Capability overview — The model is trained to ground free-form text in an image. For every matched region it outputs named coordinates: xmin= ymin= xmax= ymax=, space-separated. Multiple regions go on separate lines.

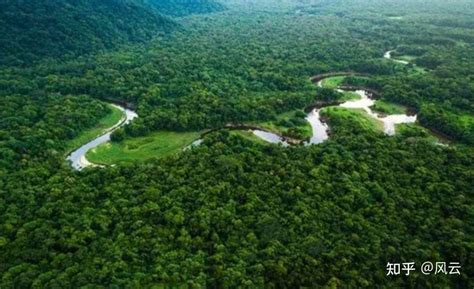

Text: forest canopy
xmin=0 ymin=0 xmax=175 ymax=66
xmin=0 ymin=0 xmax=473 ymax=288
xmin=144 ymin=0 xmax=225 ymax=17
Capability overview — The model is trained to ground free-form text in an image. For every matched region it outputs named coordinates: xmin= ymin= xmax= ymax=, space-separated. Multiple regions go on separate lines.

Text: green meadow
xmin=87 ymin=131 xmax=201 ymax=165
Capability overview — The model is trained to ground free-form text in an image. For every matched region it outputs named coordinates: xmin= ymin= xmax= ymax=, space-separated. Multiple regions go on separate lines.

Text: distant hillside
xmin=144 ymin=0 xmax=224 ymax=17
xmin=0 ymin=0 xmax=175 ymax=66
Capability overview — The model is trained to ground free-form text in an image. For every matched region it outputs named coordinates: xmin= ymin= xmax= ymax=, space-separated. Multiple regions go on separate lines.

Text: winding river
xmin=66 ymin=105 xmax=138 ymax=170
xmin=303 ymin=50 xmax=417 ymax=144
xmin=384 ymin=50 xmax=409 ymax=65
xmin=253 ymin=130 xmax=290 ymax=146
xmin=305 ymin=89 xmax=417 ymax=144
xmin=341 ymin=90 xmax=417 ymax=135
xmin=305 ymin=109 xmax=329 ymax=144
xmin=67 ymin=50 xmax=418 ymax=169
xmin=186 ymin=128 xmax=290 ymax=149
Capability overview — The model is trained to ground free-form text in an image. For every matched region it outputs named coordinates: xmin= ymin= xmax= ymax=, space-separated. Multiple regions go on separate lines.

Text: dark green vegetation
xmin=0 ymin=0 xmax=473 ymax=288
xmin=418 ymin=104 xmax=474 ymax=145
xmin=0 ymin=0 xmax=224 ymax=66
xmin=0 ymin=0 xmax=175 ymax=66
xmin=250 ymin=109 xmax=312 ymax=140
xmin=396 ymin=123 xmax=441 ymax=143
xmin=64 ymin=104 xmax=124 ymax=154
xmin=0 ymin=93 xmax=111 ymax=169
xmin=1 ymin=132 xmax=473 ymax=288
xmin=144 ymin=0 xmax=224 ymax=17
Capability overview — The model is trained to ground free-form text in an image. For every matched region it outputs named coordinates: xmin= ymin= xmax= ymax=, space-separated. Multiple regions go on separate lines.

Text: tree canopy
xmin=0 ymin=0 xmax=473 ymax=288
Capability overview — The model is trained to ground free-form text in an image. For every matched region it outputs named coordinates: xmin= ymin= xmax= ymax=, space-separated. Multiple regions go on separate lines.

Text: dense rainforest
xmin=0 ymin=0 xmax=176 ymax=66
xmin=0 ymin=0 xmax=473 ymax=288
xmin=0 ymin=0 xmax=223 ymax=66
xmin=144 ymin=0 xmax=224 ymax=17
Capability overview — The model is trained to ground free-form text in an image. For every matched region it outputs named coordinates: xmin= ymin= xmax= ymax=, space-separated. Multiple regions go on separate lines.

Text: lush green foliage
xmin=250 ymin=109 xmax=312 ymax=140
xmin=0 ymin=93 xmax=110 ymax=170
xmin=145 ymin=0 xmax=224 ymax=17
xmin=0 ymin=0 xmax=473 ymax=288
xmin=64 ymin=104 xmax=124 ymax=154
xmin=1 ymin=132 xmax=473 ymax=287
xmin=0 ymin=0 xmax=175 ymax=66
xmin=418 ymin=104 xmax=474 ymax=144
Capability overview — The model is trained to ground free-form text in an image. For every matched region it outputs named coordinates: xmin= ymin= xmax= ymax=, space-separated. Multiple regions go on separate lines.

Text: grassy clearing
xmin=320 ymin=76 xmax=345 ymax=89
xmin=250 ymin=109 xmax=312 ymax=140
xmin=340 ymin=91 xmax=361 ymax=101
xmin=64 ymin=104 xmax=124 ymax=154
xmin=321 ymin=77 xmax=367 ymax=101
xmin=321 ymin=106 xmax=384 ymax=133
xmin=86 ymin=131 xmax=201 ymax=165
xmin=371 ymin=100 xmax=407 ymax=115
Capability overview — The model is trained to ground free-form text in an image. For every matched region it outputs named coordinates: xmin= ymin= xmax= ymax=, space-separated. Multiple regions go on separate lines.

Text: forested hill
xmin=0 ymin=0 xmax=175 ymax=66
xmin=144 ymin=0 xmax=224 ymax=17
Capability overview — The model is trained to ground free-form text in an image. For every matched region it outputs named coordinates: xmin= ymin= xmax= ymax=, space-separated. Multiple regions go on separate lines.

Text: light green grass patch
xmin=371 ymin=100 xmax=407 ymax=115
xmin=321 ymin=106 xmax=384 ymax=133
xmin=321 ymin=76 xmax=345 ymax=89
xmin=459 ymin=113 xmax=474 ymax=126
xmin=341 ymin=91 xmax=361 ymax=101
xmin=64 ymin=104 xmax=124 ymax=154
xmin=87 ymin=131 xmax=201 ymax=165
